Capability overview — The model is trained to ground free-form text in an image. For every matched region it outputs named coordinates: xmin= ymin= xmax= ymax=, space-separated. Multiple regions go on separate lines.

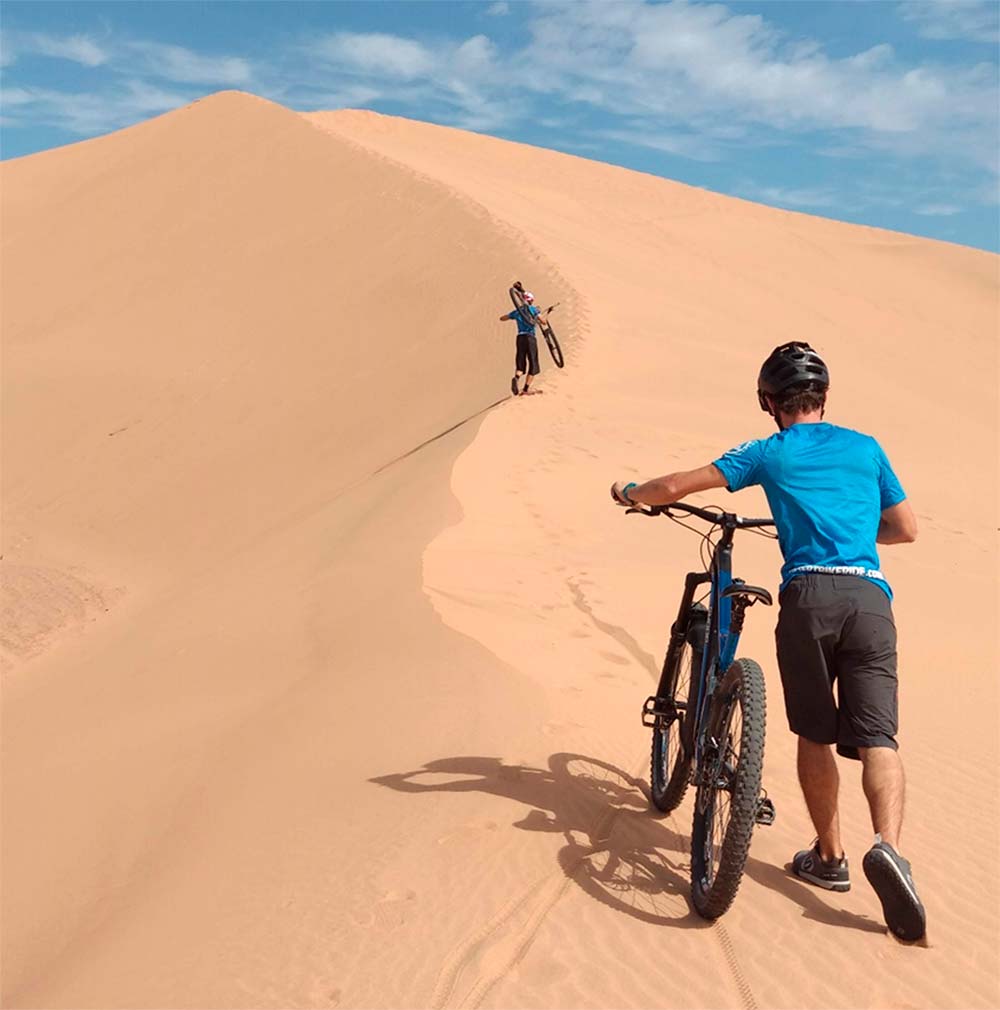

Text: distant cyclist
xmin=500 ymin=288 xmax=543 ymax=396
xmin=610 ymin=341 xmax=925 ymax=942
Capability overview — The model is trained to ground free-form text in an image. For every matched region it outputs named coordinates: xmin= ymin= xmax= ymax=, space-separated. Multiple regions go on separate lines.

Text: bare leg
xmin=858 ymin=746 xmax=905 ymax=850
xmin=797 ymin=737 xmax=844 ymax=860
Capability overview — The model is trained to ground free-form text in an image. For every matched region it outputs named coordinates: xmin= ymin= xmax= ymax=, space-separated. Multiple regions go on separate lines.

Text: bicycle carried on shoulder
xmin=509 ymin=285 xmax=565 ymax=368
xmin=630 ymin=501 xmax=778 ymax=918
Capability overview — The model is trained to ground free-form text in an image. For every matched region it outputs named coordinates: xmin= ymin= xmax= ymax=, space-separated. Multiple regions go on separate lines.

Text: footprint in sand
xmin=371 ymin=889 xmax=417 ymax=930
xmin=542 ymin=719 xmax=583 ymax=736
xmin=437 ymin=819 xmax=501 ymax=845
xmin=600 ymin=651 xmax=630 ymax=666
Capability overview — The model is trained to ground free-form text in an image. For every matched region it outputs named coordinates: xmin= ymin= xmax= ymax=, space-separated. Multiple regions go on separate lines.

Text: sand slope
xmin=1 ymin=92 xmax=996 ymax=1009
xmin=1 ymin=92 xmax=571 ymax=1007
xmin=311 ymin=112 xmax=999 ymax=1009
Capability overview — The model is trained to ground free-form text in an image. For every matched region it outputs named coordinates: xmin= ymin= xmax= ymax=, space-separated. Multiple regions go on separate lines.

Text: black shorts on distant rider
xmin=516 ymin=332 xmax=540 ymax=376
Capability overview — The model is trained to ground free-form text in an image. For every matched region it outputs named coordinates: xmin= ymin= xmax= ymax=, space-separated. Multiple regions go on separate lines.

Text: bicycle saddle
xmin=720 ymin=581 xmax=773 ymax=606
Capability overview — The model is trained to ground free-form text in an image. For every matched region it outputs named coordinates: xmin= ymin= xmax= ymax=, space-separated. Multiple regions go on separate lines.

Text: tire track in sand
xmin=428 ymin=747 xmax=760 ymax=1010
xmin=429 ymin=783 xmax=630 ymax=1010
xmin=566 ymin=580 xmax=762 ymax=1010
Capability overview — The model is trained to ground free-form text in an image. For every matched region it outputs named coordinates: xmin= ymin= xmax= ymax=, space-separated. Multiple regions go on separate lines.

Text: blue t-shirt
xmin=712 ymin=423 xmax=905 ymax=598
xmin=506 ymin=304 xmax=539 ymax=335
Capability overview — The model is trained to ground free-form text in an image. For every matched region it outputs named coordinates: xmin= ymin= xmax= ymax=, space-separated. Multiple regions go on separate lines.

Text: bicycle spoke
xmin=702 ymin=690 xmax=744 ymax=885
xmin=650 ymin=634 xmax=701 ymax=814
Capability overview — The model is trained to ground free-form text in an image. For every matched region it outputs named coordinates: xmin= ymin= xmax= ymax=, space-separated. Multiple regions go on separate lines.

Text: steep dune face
xmin=3 ymin=91 xmax=541 ymax=628
xmin=1 ymin=92 xmax=570 ymax=1006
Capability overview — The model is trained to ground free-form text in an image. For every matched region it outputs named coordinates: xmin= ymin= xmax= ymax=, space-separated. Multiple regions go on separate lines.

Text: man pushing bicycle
xmin=610 ymin=341 xmax=925 ymax=942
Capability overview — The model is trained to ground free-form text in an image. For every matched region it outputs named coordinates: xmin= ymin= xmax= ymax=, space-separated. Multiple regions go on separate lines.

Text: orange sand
xmin=1 ymin=91 xmax=997 ymax=1009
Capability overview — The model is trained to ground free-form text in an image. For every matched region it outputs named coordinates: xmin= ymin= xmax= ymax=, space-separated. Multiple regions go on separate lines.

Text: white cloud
xmin=0 ymin=32 xmax=254 ymax=141
xmin=915 ymin=203 xmax=963 ymax=216
xmin=312 ymin=32 xmax=436 ymax=79
xmin=487 ymin=2 xmax=510 ymax=15
xmin=126 ymin=42 xmax=252 ymax=85
xmin=305 ymin=30 xmax=516 ymax=130
xmin=4 ymin=31 xmax=109 ymax=67
xmin=531 ymin=4 xmax=988 ymax=130
xmin=598 ymin=126 xmax=721 ymax=161
xmin=0 ymin=33 xmax=16 ymax=68
xmin=295 ymin=84 xmax=382 ymax=111
xmin=741 ymin=184 xmax=840 ymax=209
xmin=0 ymin=86 xmax=35 ymax=106
xmin=898 ymin=0 xmax=1000 ymax=43
xmin=0 ymin=31 xmax=252 ymax=87
xmin=1 ymin=80 xmax=190 ymax=136
xmin=512 ymin=1 xmax=998 ymax=172
xmin=454 ymin=34 xmax=497 ymax=74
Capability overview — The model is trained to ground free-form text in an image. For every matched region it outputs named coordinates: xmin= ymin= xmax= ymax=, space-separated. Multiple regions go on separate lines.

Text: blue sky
xmin=2 ymin=0 xmax=998 ymax=251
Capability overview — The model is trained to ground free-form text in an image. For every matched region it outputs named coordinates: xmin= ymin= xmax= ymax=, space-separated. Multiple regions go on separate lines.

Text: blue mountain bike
xmin=633 ymin=501 xmax=778 ymax=918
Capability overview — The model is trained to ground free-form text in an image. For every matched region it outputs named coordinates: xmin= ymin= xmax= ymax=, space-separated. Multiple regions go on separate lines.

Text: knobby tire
xmin=690 ymin=657 xmax=767 ymax=919
xmin=650 ymin=626 xmax=704 ymax=814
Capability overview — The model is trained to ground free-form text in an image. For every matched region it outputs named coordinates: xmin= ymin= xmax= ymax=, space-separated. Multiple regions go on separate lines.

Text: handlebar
xmin=630 ymin=501 xmax=775 ymax=529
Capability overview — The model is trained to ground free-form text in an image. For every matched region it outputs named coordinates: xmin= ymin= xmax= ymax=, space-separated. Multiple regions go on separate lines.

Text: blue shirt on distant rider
xmin=503 ymin=304 xmax=539 ymax=335
xmin=712 ymin=422 xmax=906 ymax=598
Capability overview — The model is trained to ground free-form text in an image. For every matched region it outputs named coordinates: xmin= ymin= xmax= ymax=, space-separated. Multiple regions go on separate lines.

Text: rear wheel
xmin=690 ymin=657 xmax=767 ymax=919
xmin=650 ymin=608 xmax=706 ymax=814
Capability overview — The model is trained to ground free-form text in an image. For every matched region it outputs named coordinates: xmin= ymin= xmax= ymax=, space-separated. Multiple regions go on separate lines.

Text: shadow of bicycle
xmin=371 ymin=752 xmax=708 ymax=928
xmin=372 ymin=752 xmax=887 ymax=936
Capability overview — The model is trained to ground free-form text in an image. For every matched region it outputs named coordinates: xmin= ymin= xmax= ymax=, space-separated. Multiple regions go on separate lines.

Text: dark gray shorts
xmin=516 ymin=333 xmax=540 ymax=376
xmin=775 ymin=574 xmax=898 ymax=760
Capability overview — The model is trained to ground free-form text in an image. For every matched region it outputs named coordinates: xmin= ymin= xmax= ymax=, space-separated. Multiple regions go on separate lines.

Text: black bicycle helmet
xmin=757 ymin=341 xmax=829 ymax=412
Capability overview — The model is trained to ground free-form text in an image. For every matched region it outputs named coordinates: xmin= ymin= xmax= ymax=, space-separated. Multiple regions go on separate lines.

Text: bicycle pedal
xmin=641 ymin=695 xmax=674 ymax=728
xmin=755 ymin=796 xmax=776 ymax=826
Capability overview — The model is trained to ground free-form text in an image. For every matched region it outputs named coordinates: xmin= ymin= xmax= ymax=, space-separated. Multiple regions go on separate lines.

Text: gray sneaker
xmin=791 ymin=841 xmax=850 ymax=892
xmin=862 ymin=840 xmax=926 ymax=941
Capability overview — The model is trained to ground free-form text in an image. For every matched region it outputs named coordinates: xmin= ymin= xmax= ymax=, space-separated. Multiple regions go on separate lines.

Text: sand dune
xmin=1 ymin=91 xmax=997 ymax=1008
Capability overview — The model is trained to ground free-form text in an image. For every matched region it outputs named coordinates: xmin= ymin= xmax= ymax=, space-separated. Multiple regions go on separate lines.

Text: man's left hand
xmin=611 ymin=481 xmax=637 ymax=506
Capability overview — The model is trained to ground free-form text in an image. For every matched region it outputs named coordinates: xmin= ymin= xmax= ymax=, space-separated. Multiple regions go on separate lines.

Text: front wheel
xmin=690 ymin=657 xmax=767 ymax=919
xmin=650 ymin=609 xmax=706 ymax=814
xmin=540 ymin=319 xmax=564 ymax=368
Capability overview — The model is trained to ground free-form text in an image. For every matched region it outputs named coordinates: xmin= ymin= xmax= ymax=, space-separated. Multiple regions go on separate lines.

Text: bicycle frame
xmin=645 ymin=503 xmax=774 ymax=773
xmin=694 ymin=520 xmax=743 ymax=768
